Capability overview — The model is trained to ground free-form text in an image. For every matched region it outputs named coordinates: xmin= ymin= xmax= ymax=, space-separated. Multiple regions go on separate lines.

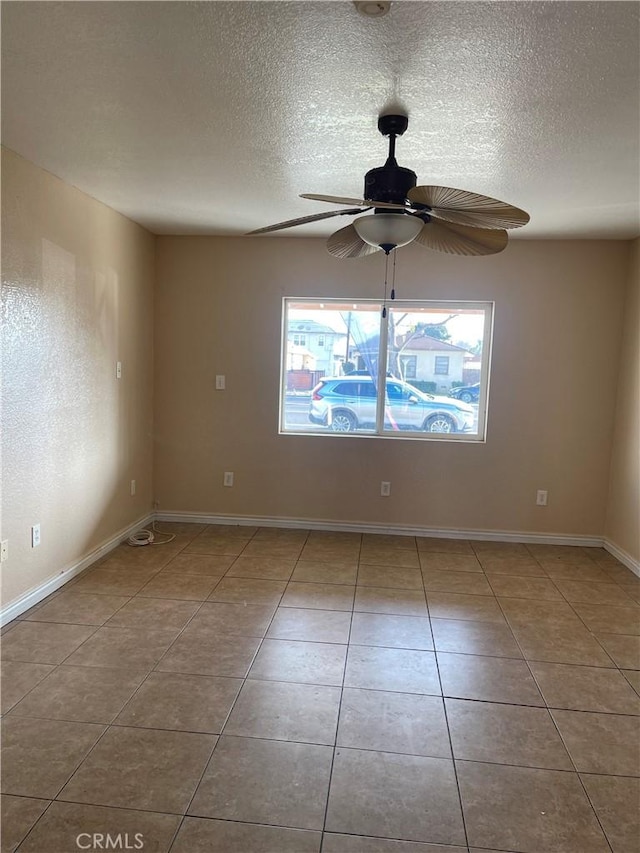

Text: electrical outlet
xmin=223 ymin=471 xmax=234 ymax=487
xmin=381 ymin=481 xmax=391 ymax=497
xmin=31 ymin=524 xmax=41 ymax=547
xmin=536 ymin=489 xmax=548 ymax=506
xmin=130 ymin=479 xmax=136 ymax=496
xmin=1 ymin=540 xmax=8 ymax=562
xmin=215 ymin=375 xmax=226 ymax=390
xmin=116 ymin=361 xmax=122 ymax=379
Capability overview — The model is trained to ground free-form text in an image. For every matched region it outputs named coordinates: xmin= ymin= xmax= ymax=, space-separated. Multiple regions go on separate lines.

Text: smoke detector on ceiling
xmin=354 ymin=1 xmax=391 ymax=18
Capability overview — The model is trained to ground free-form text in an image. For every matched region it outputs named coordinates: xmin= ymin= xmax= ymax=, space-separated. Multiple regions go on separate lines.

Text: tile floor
xmin=1 ymin=524 xmax=640 ymax=853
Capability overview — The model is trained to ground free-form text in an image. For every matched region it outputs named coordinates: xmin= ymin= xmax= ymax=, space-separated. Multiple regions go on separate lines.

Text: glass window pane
xmin=282 ymin=301 xmax=381 ymax=434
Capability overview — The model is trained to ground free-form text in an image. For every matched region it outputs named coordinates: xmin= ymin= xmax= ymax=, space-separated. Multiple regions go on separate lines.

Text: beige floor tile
xmin=526 ymin=544 xmax=597 ymax=564
xmin=224 ymin=679 xmax=341 ymax=744
xmin=137 ymin=573 xmax=219 ymax=600
xmin=291 ymin=560 xmax=358 ymax=585
xmin=153 ymin=521 xmax=206 ymax=537
xmin=350 ymin=613 xmax=433 ymax=650
xmin=427 ymin=592 xmax=505 ymax=624
xmin=363 ymin=534 xmax=418 ymax=550
xmin=17 ymin=801 xmax=180 ymax=853
xmin=326 ymin=749 xmax=465 ymax=846
xmin=417 ymin=537 xmax=474 ymax=555
xmin=105 ymin=596 xmax=200 ymax=630
xmin=431 ymin=618 xmax=522 ymax=658
xmin=60 ymin=726 xmax=216 ymax=813
xmin=573 ymin=603 xmax=640 ymax=636
xmin=171 ymin=817 xmax=321 ymax=853
xmin=189 ymin=602 xmax=275 ymax=637
xmin=99 ymin=543 xmax=180 ymax=570
xmin=472 ymin=542 xmax=530 ymax=557
xmin=553 ymin=579 xmax=636 ymax=606
xmin=248 ymin=639 xmax=347 ymax=686
xmin=253 ymin=526 xmax=309 ymax=541
xmin=437 ymin=652 xmax=544 ymax=705
xmin=208 ymin=576 xmax=286 ymax=607
xmin=457 ymin=761 xmax=610 ymax=853
xmin=266 ymin=607 xmax=352 ymax=644
xmin=478 ymin=555 xmax=546 ymax=576
xmin=1 ymin=716 xmax=104 ymax=799
xmin=499 ymin=597 xmax=581 ymax=629
xmin=0 ymin=622 xmax=96 ymax=665
xmin=71 ymin=567 xmax=152 ymax=596
xmin=337 ymin=689 xmax=451 ymax=758
xmin=63 ymin=626 xmax=179 ymax=673
xmin=511 ymin=624 xmax=616 ymax=667
xmin=225 ymin=554 xmax=297 ymax=580
xmin=323 ymin=835 xmax=466 ymax=852
xmin=281 ymin=581 xmax=355 ymax=611
xmin=419 ymin=553 xmax=483 ymax=572
xmin=581 ymin=773 xmax=640 ymax=853
xmin=599 ymin=564 xmax=640 ymax=585
xmin=355 ymin=587 xmax=427 ymax=617
xmin=0 ymin=661 xmax=54 ymax=713
xmin=10 ymin=665 xmax=146 ymax=724
xmin=156 ymin=630 xmax=260 ymax=677
xmin=344 ymin=646 xmax=440 ymax=695
xmin=201 ymin=524 xmax=258 ymax=538
xmin=358 ymin=548 xmax=421 ymax=569
xmin=595 ymin=633 xmax=640 ymax=669
xmin=551 ymin=709 xmax=640 ymax=776
xmin=299 ymin=544 xmax=362 ymax=563
xmin=159 ymin=552 xmax=234 ymax=577
xmin=25 ymin=592 xmax=130 ymax=626
xmin=529 ymin=661 xmax=640 ymax=714
xmin=537 ymin=561 xmax=612 ymax=582
xmin=422 ymin=570 xmax=493 ymax=596
xmin=446 ymin=699 xmax=572 ymax=769
xmin=488 ymin=575 xmax=563 ymax=601
xmin=115 ymin=671 xmax=241 ymax=733
xmin=189 ymin=736 xmax=332 ymax=829
xmin=357 ymin=564 xmax=423 ymax=590
xmin=0 ymin=795 xmax=50 ymax=853
xmin=240 ymin=540 xmax=304 ymax=560
xmin=623 ymin=669 xmax=640 ymax=693
xmin=185 ymin=536 xmax=249 ymax=556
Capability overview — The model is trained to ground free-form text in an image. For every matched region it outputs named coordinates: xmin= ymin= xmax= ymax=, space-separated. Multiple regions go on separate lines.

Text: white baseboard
xmin=1 ymin=513 xmax=154 ymax=627
xmin=603 ymin=539 xmax=640 ymax=577
xmin=156 ymin=511 xmax=605 ymax=548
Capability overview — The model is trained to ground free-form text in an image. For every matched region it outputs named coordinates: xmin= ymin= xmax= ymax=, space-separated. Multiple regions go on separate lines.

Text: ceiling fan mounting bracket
xmin=378 ymin=114 xmax=408 ymax=137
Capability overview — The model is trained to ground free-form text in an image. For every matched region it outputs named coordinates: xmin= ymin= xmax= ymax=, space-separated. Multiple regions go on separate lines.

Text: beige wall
xmin=1 ymin=149 xmax=155 ymax=608
xmin=605 ymin=238 xmax=640 ymax=562
xmin=154 ymin=235 xmax=629 ymax=537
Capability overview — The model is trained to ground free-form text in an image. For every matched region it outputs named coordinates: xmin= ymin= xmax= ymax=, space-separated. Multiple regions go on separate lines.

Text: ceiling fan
xmin=248 ymin=114 xmax=529 ymax=258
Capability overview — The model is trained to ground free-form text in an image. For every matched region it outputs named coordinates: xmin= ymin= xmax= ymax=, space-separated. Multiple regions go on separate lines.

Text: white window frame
xmin=280 ymin=298 xmax=494 ymax=442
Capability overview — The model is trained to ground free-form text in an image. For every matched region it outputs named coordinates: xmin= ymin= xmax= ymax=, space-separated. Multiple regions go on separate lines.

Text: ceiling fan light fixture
xmin=354 ymin=213 xmax=423 ymax=253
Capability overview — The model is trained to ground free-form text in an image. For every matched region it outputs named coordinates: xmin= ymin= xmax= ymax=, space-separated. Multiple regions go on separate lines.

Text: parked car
xmin=309 ymin=376 xmax=474 ymax=433
xmin=448 ymin=383 xmax=480 ymax=404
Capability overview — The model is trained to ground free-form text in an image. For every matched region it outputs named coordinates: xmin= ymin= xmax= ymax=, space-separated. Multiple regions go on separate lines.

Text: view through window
xmin=281 ymin=299 xmax=493 ymax=441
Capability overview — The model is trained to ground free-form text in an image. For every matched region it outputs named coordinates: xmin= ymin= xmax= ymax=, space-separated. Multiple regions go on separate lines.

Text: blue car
xmin=309 ymin=376 xmax=474 ymax=433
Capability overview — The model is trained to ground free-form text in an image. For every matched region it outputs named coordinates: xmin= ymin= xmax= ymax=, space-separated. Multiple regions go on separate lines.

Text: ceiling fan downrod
xmin=364 ymin=114 xmax=417 ymax=208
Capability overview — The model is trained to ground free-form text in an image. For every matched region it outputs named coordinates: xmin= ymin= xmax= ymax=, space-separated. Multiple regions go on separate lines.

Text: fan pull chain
xmin=390 ymin=249 xmax=397 ymax=301
xmin=382 ymin=252 xmax=390 ymax=318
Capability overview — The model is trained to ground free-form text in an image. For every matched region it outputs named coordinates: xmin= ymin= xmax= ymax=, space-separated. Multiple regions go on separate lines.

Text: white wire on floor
xmin=126 ymin=521 xmax=177 ymax=547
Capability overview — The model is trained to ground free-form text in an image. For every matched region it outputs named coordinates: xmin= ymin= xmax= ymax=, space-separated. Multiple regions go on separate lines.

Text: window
xmin=281 ymin=299 xmax=493 ymax=441
xmin=293 ymin=334 xmax=306 ymax=346
xmin=434 ymin=356 xmax=450 ymax=375
xmin=318 ymin=335 xmax=325 ymax=347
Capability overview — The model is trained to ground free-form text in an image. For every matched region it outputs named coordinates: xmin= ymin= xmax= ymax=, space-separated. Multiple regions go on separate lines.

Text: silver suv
xmin=309 ymin=376 xmax=474 ymax=433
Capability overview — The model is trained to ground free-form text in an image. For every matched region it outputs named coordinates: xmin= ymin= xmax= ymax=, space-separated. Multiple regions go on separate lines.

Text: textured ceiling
xmin=2 ymin=1 xmax=639 ymax=239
